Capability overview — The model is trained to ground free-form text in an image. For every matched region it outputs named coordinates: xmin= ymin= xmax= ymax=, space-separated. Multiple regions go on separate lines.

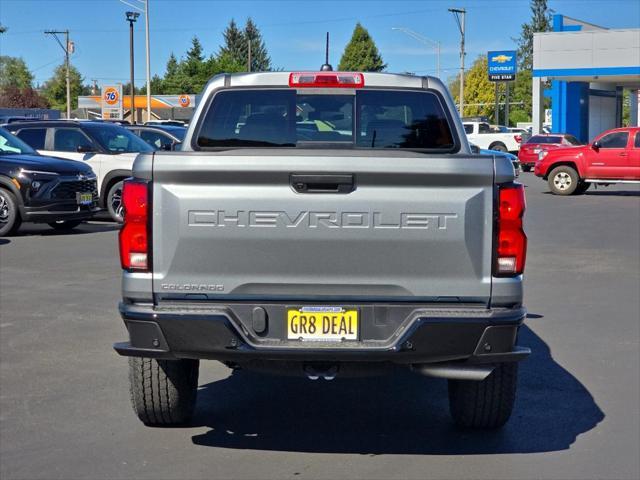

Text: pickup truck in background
xmin=114 ymin=71 xmax=529 ymax=429
xmin=535 ymin=126 xmax=640 ymax=195
xmin=463 ymin=121 xmax=522 ymax=153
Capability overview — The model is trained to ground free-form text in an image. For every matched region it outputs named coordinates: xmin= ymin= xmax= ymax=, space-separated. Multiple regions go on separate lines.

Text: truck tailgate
xmin=151 ymin=151 xmax=494 ymax=303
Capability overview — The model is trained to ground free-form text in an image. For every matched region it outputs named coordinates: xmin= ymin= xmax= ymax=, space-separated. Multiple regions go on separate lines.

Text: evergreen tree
xmin=185 ymin=36 xmax=204 ymax=64
xmin=165 ymin=53 xmax=179 ymax=77
xmin=514 ymin=0 xmax=552 ymax=71
xmin=510 ymin=0 xmax=552 ymax=123
xmin=42 ymin=63 xmax=86 ymax=111
xmin=0 ymin=56 xmax=34 ymax=90
xmin=338 ymin=23 xmax=386 ymax=72
xmin=149 ymin=74 xmax=163 ymax=95
xmin=243 ymin=18 xmax=271 ymax=72
xmin=219 ymin=19 xmax=245 ymax=66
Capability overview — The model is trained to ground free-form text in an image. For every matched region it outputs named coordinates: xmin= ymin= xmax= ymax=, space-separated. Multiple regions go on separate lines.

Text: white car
xmin=463 ymin=121 xmax=522 ymax=153
xmin=8 ymin=120 xmax=153 ymax=222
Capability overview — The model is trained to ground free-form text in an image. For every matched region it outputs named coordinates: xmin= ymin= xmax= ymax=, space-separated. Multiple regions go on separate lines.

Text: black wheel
xmin=0 ymin=188 xmax=21 ymax=236
xmin=106 ymin=180 xmax=124 ymax=223
xmin=47 ymin=220 xmax=83 ymax=231
xmin=128 ymin=357 xmax=199 ymax=426
xmin=521 ymin=165 xmax=532 ymax=173
xmin=574 ymin=181 xmax=591 ymax=195
xmin=489 ymin=142 xmax=507 ymax=152
xmin=448 ymin=362 xmax=518 ymax=429
xmin=548 ymin=165 xmax=580 ymax=195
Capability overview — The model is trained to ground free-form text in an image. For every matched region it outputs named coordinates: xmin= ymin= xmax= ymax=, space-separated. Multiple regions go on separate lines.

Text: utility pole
xmin=125 ymin=11 xmax=139 ymax=123
xmin=448 ymin=8 xmax=466 ymax=116
xmin=391 ymin=27 xmax=441 ymax=79
xmin=45 ymin=30 xmax=71 ymax=118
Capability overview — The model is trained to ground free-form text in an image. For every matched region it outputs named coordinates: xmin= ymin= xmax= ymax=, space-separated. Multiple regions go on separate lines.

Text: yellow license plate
xmin=287 ymin=307 xmax=358 ymax=341
xmin=77 ymin=193 xmax=93 ymax=205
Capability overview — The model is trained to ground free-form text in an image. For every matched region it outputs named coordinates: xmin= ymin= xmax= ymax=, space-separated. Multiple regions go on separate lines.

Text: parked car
xmin=470 ymin=143 xmax=520 ymax=177
xmin=519 ymin=133 xmax=582 ymax=172
xmin=144 ymin=120 xmax=186 ymax=127
xmin=463 ymin=121 xmax=521 ymax=153
xmin=535 ymin=126 xmax=640 ymax=195
xmin=126 ymin=125 xmax=186 ymax=150
xmin=115 ymin=71 xmax=529 ymax=430
xmin=0 ymin=127 xmax=98 ymax=236
xmin=7 ymin=120 xmax=153 ymax=222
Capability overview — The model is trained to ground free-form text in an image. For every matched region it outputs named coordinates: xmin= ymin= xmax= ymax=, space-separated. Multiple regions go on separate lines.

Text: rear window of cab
xmin=195 ymin=89 xmax=457 ymax=152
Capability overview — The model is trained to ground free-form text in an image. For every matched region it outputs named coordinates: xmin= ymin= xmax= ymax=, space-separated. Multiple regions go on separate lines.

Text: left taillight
xmin=119 ymin=178 xmax=150 ymax=271
xmin=514 ymin=135 xmax=522 ymax=144
xmin=495 ymin=183 xmax=527 ymax=276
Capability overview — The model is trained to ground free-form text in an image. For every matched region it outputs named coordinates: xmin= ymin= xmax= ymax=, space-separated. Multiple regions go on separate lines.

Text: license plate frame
xmin=287 ymin=306 xmax=358 ymax=341
xmin=77 ymin=192 xmax=93 ymax=206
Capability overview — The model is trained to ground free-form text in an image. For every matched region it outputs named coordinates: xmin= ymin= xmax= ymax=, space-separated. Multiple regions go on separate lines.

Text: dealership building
xmin=532 ymin=14 xmax=640 ymax=141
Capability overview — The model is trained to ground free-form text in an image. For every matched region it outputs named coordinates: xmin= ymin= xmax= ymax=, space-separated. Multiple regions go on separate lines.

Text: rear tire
xmin=448 ymin=362 xmax=518 ymax=429
xmin=0 ymin=188 xmax=21 ymax=237
xmin=548 ymin=165 xmax=579 ymax=195
xmin=106 ymin=180 xmax=124 ymax=223
xmin=128 ymin=357 xmax=199 ymax=426
xmin=489 ymin=142 xmax=507 ymax=152
xmin=48 ymin=220 xmax=82 ymax=231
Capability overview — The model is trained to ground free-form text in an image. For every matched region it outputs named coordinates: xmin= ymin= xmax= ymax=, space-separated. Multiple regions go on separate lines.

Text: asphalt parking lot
xmin=1 ymin=175 xmax=638 ymax=480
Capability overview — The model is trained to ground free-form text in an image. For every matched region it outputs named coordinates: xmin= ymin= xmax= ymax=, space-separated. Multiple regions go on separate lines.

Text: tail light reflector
xmin=289 ymin=72 xmax=364 ymax=88
xmin=119 ymin=179 xmax=150 ymax=271
xmin=515 ymin=135 xmax=522 ymax=143
xmin=495 ymin=183 xmax=527 ymax=276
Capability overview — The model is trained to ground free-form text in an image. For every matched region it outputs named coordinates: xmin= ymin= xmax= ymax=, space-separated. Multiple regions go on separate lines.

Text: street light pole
xmin=449 ymin=7 xmax=466 ymax=116
xmin=144 ymin=0 xmax=151 ymax=123
xmin=120 ymin=0 xmax=150 ymax=122
xmin=126 ymin=11 xmax=139 ymax=124
xmin=45 ymin=29 xmax=71 ymax=118
xmin=391 ymin=27 xmax=441 ymax=78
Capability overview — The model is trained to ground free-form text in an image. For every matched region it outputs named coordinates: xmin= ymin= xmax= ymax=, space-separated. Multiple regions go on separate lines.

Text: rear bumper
xmin=114 ymin=302 xmax=530 ymax=365
xmin=518 ymin=152 xmax=537 ymax=167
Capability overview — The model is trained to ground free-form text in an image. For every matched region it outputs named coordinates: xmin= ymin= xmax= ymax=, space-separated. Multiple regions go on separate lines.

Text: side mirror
xmin=591 ymin=141 xmax=600 ymax=151
xmin=77 ymin=144 xmax=94 ymax=153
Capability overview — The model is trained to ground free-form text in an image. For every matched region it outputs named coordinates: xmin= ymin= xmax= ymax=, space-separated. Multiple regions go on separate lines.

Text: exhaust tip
xmin=304 ymin=364 xmax=338 ymax=381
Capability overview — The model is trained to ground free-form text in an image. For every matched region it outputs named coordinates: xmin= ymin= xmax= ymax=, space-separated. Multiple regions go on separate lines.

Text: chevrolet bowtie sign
xmin=488 ymin=50 xmax=517 ymax=82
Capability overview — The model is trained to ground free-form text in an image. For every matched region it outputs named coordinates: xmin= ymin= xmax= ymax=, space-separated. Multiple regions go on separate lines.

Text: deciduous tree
xmin=0 ymin=86 xmax=49 ymax=108
xmin=41 ymin=63 xmax=87 ymax=111
xmin=0 ymin=56 xmax=33 ymax=90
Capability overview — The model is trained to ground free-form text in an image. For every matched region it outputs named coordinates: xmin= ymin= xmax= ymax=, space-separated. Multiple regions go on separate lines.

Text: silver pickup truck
xmin=114 ymin=71 xmax=529 ymax=429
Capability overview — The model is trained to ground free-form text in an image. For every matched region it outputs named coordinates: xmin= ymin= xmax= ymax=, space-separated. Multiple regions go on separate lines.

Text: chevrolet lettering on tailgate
xmin=188 ymin=210 xmax=458 ymax=229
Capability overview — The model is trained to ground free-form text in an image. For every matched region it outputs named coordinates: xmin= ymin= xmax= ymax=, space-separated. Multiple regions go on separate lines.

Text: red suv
xmin=518 ymin=133 xmax=582 ymax=172
xmin=535 ymin=127 xmax=640 ymax=195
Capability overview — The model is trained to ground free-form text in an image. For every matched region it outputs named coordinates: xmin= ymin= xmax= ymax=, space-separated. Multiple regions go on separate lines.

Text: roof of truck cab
xmin=207 ymin=71 xmax=440 ymax=89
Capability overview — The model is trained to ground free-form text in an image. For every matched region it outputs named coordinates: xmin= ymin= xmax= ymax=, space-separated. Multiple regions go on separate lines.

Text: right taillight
xmin=495 ymin=183 xmax=527 ymax=276
xmin=119 ymin=178 xmax=150 ymax=271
